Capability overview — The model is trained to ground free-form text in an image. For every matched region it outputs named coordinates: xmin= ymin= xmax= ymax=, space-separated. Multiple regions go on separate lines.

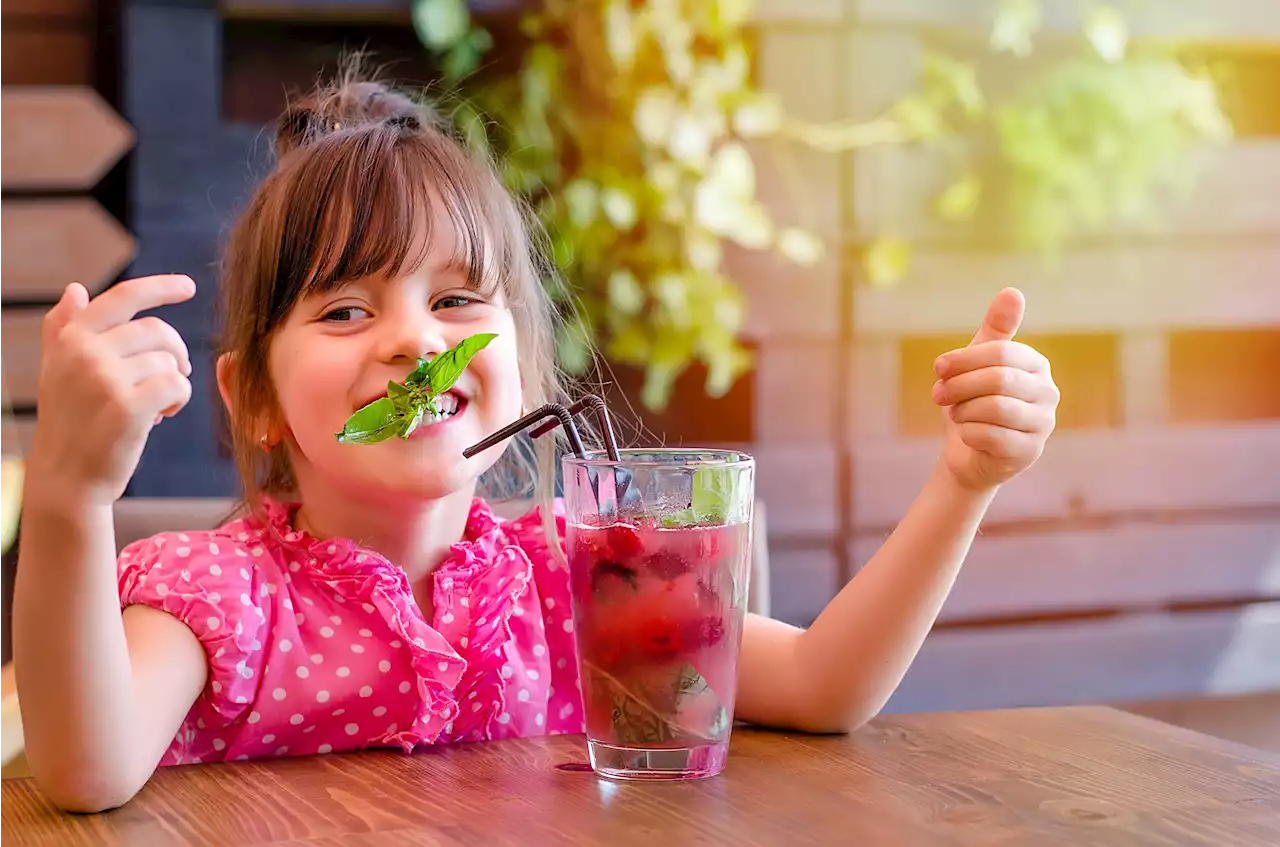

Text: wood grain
xmin=887 ymin=604 xmax=1280 ymax=713
xmin=1 ymin=200 xmax=136 ymax=301
xmin=2 ymin=88 xmax=135 ymax=192
xmin=0 ymin=31 xmax=93 ymax=86
xmin=3 ymin=707 xmax=1277 ymax=845
xmin=852 ymin=424 xmax=1280 ymax=529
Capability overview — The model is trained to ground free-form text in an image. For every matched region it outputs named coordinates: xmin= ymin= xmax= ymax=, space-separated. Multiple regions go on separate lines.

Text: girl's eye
xmin=433 ymin=294 xmax=479 ymax=310
xmin=322 ymin=306 xmax=370 ymax=322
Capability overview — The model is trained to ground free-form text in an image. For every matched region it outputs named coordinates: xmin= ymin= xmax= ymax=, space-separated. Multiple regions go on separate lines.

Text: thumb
xmin=970 ymin=287 xmax=1025 ymax=346
xmin=44 ymin=282 xmax=90 ymax=332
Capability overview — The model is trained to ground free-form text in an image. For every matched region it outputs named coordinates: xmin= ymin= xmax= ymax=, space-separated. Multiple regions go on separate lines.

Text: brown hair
xmin=217 ymin=68 xmax=567 ymax=514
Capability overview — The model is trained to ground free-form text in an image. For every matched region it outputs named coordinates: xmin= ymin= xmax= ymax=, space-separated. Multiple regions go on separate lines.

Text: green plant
xmin=412 ymin=0 xmax=1232 ymax=408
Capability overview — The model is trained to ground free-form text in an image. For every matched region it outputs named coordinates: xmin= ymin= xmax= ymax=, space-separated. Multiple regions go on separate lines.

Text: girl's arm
xmin=14 ymin=493 xmax=207 ymax=812
xmin=735 ymin=288 xmax=1060 ymax=733
xmin=13 ymin=276 xmax=203 ymax=811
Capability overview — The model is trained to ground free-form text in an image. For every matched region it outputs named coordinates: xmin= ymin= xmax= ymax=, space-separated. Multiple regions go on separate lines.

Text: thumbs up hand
xmin=931 ymin=288 xmax=1060 ymax=492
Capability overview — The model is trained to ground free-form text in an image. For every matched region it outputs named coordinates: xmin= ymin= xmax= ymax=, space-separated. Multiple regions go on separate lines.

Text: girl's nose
xmin=375 ymin=306 xmax=446 ymax=365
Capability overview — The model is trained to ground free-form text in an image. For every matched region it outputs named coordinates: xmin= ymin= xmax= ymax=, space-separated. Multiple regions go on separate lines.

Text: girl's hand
xmin=932 ymin=287 xmax=1060 ymax=493
xmin=28 ymin=276 xmax=195 ymax=505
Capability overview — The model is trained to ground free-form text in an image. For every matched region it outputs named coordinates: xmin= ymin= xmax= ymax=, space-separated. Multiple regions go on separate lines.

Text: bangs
xmin=269 ymin=124 xmax=519 ymax=312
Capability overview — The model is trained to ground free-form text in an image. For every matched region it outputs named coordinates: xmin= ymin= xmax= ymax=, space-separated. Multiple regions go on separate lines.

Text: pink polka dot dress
xmin=116 ymin=498 xmax=585 ymax=765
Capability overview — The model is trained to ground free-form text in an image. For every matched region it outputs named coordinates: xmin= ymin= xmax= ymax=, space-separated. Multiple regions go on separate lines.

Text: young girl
xmin=13 ymin=74 xmax=1059 ymax=812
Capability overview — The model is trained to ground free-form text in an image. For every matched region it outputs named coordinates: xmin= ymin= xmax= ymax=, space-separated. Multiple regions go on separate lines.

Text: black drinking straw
xmin=462 ymin=403 xmax=586 ymax=460
xmin=528 ymin=394 xmax=621 ymax=462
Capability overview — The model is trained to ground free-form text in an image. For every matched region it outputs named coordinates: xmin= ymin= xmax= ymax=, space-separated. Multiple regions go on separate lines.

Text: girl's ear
xmin=215 ymin=353 xmax=236 ymax=418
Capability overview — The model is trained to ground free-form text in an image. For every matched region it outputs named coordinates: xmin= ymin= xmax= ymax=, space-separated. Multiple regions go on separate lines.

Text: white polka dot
xmin=240 ymin=593 xmax=252 ymax=606
xmin=289 ymin=561 xmax=301 ymax=573
xmin=209 ymin=542 xmax=220 ymax=555
xmin=373 ymin=706 xmax=388 ymax=717
xmin=262 ymin=734 xmax=276 ymax=744
xmin=441 ymin=612 xmax=454 ymax=624
xmin=535 ymin=713 xmax=545 ymax=727
xmin=562 ymin=619 xmax=573 ymax=632
xmin=442 ymin=705 xmax=453 ymax=718
xmin=559 ymin=704 xmax=575 ymax=719
xmin=318 ymin=744 xmax=333 ymax=754
xmin=209 ymin=563 xmax=222 ymax=576
xmin=378 ymin=660 xmax=391 ymax=673
xmin=248 ymin=711 xmax=261 ymax=724
xmin=328 ymin=544 xmax=338 ymax=555
xmin=290 ymin=714 xmax=304 ymax=725
xmin=345 ymin=723 xmax=359 ymax=736
xmin=501 ymin=664 xmax=514 ymax=679
xmin=276 ymin=746 xmax=289 ymax=756
xmin=176 ymin=547 xmax=191 ymax=559
xmin=240 ymin=568 xmax=250 ymax=580
xmin=533 ymin=644 xmax=546 ymax=657
xmin=273 ymin=688 xmax=286 ymax=701
xmin=302 ymin=597 xmax=314 ymax=607
xmin=333 ymin=594 xmax=346 ymax=605
xmin=329 ymin=615 xmax=342 ymax=625
xmin=261 ymin=584 xmax=271 ymax=598
xmin=332 ymin=708 xmax=345 ymax=717
xmin=358 ymin=628 xmax=373 ymax=638
xmin=296 ymin=666 xmax=309 ymax=679
xmin=237 ymin=532 xmax=248 ymax=542
xmin=320 ymin=627 xmax=334 ymax=638
xmin=317 ymin=690 xmax=331 ymax=703
xmin=359 ymin=686 xmax=373 ymax=698
xmin=361 ymin=604 xmax=375 ymax=614
xmin=444 ymin=722 xmax=454 ymax=733
xmin=386 ymin=724 xmax=398 ymax=734
xmin=398 ymin=681 xmax=411 ymax=694
xmin=212 ymin=738 xmax=226 ymax=751
xmin=178 ymin=533 xmax=190 ymax=542
xmin=337 ymin=667 xmax=350 ymax=678
xmin=351 ymin=644 xmax=365 ymax=654
xmin=556 ymin=658 xmax=567 ymax=670
xmin=236 ymin=548 xmax=247 ymax=558
xmin=251 ymin=638 xmax=262 ymax=651
xmin=236 ymin=755 xmax=249 ymax=762
xmin=390 ymin=640 xmax=402 ymax=649
xmin=284 ymin=598 xmax=294 ymax=610
xmin=437 ymin=661 xmax=449 ymax=672
xmin=238 ymin=662 xmax=253 ymax=680
xmin=252 ymin=547 xmax=264 ymax=556
xmin=180 ymin=570 xmax=192 ymax=582
xmin=413 ymin=638 xmax=425 ymax=648
xmin=295 ymin=613 xmax=306 ymax=626
xmin=498 ymin=713 xmax=511 ymax=725
xmin=212 ymin=681 xmax=223 ymax=694
xmin=512 ymin=606 xmax=525 ymax=617
xmin=468 ymin=691 xmax=477 ymax=700
xmin=155 ymin=583 xmax=170 ymax=597
xmin=279 ymin=638 xmax=292 ymax=653
xmin=476 ymin=616 xmax=487 ymax=627
xmin=236 ymin=695 xmax=248 ymax=704
xmin=215 ymin=647 xmax=225 ymax=659
xmin=471 ymin=702 xmax=482 ymax=713
xmin=235 ymin=622 xmax=243 ymax=636
xmin=526 ymin=670 xmax=540 ymax=681
xmin=518 ymin=690 xmax=530 ymax=702
xmin=356 ymin=553 xmax=367 ymax=563
xmin=460 ymin=637 xmax=469 ymax=648
xmin=304 ymin=725 xmax=316 ymax=734
xmin=311 ymin=653 xmax=324 ymax=664
xmin=442 ymin=577 xmax=454 ymax=590
xmin=197 ymin=718 xmax=206 ymax=729
xmin=544 ymin=598 xmax=556 ymax=610
xmin=206 ymin=616 xmax=221 ymax=631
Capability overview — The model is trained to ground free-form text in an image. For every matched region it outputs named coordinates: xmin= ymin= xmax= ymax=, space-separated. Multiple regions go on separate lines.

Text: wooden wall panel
xmin=851 ymin=0 xmax=1280 ymax=42
xmin=854 ymin=519 xmax=1280 ymax=623
xmin=884 ymin=603 xmax=1280 ymax=714
xmin=0 ymin=30 xmax=93 ymax=85
xmin=853 ymin=424 xmax=1280 ymax=530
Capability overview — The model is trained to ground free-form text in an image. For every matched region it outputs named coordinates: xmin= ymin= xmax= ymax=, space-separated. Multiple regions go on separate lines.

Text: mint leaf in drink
xmin=426 ymin=332 xmax=497 ymax=395
xmin=335 ymin=397 xmax=405 ymax=444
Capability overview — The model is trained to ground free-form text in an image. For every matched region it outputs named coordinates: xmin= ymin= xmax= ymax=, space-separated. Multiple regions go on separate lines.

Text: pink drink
xmin=567 ymin=518 xmax=751 ymax=775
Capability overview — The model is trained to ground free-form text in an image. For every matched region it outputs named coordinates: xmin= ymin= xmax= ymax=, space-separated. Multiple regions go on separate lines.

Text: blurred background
xmin=1 ymin=0 xmax=1278 ymax=763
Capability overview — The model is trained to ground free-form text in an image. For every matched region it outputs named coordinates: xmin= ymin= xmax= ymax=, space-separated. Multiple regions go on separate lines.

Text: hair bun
xmin=274 ymin=77 xmax=430 ymax=157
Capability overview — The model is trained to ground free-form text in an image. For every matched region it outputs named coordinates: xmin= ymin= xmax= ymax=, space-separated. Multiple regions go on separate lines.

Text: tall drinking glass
xmin=562 ymin=449 xmax=755 ymax=780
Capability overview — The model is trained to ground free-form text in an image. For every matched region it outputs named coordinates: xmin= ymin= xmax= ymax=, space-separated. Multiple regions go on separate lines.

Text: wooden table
xmin=4 ymin=706 xmax=1278 ymax=846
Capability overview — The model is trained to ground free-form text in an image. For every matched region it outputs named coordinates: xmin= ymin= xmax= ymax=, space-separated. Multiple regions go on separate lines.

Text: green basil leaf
xmin=404 ymin=357 xmax=432 ymax=389
xmin=336 ymin=397 xmax=404 ymax=444
xmin=427 ymin=333 xmax=498 ymax=395
xmin=399 ymin=403 xmax=427 ymax=440
xmin=387 ymin=380 xmax=414 ymax=413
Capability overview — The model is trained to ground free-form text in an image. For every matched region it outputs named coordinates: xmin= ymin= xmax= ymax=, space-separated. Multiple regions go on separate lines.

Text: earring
xmin=259 ymin=434 xmax=273 ymax=452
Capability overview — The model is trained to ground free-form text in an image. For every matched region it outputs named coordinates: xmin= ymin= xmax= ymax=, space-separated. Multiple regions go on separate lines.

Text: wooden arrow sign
xmin=1 ymin=199 xmax=136 ymax=301
xmin=1 ymin=86 xmax=135 ymax=191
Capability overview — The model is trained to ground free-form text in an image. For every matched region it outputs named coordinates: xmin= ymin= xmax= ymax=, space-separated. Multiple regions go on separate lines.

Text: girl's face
xmin=265 ymin=204 xmax=523 ymax=504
